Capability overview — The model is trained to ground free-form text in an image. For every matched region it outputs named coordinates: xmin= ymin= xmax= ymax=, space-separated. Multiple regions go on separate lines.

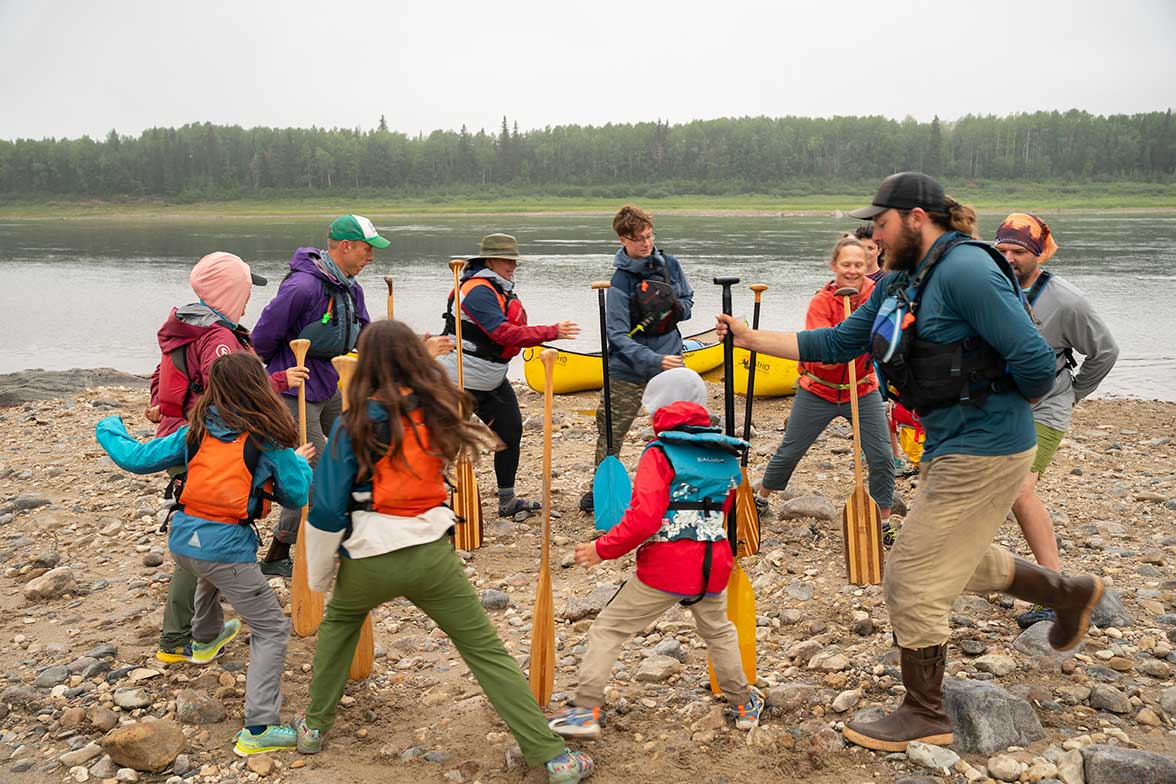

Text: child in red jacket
xmin=548 ymin=368 xmax=763 ymax=739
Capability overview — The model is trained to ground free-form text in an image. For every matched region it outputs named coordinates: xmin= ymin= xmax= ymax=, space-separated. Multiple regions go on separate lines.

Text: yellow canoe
xmin=522 ymin=328 xmax=724 ymax=395
xmin=702 ymin=348 xmax=799 ymax=397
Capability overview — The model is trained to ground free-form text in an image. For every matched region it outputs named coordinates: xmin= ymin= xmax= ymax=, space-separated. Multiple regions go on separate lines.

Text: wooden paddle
xmin=733 ymin=283 xmax=767 ymax=558
xmin=836 ymin=287 xmax=883 ymax=585
xmin=590 ymin=281 xmax=631 ymax=531
xmin=448 ymin=259 xmax=483 ymax=551
xmin=331 ymin=355 xmax=373 ymax=681
xmin=383 ymin=275 xmax=394 ymax=320
xmin=528 ymin=348 xmax=558 ymax=706
xmin=708 ymin=277 xmax=757 ymax=694
xmin=290 ymin=338 xmax=325 ymax=637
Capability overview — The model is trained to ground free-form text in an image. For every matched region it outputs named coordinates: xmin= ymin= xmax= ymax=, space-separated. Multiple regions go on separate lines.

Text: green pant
xmin=159 ymin=559 xmax=197 ymax=650
xmin=304 ymin=536 xmax=566 ymax=767
xmin=593 ymin=377 xmax=646 ymax=466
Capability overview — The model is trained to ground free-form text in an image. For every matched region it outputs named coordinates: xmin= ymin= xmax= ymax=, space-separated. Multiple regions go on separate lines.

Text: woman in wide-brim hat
xmin=440 ymin=233 xmax=580 ymax=519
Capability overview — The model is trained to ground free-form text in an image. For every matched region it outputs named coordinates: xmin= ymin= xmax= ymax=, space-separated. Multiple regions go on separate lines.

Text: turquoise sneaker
xmin=546 ymin=749 xmax=593 ymax=783
xmin=233 ymin=724 xmax=297 ymax=756
xmin=190 ymin=619 xmax=242 ymax=664
xmin=291 ymin=715 xmax=323 ymax=754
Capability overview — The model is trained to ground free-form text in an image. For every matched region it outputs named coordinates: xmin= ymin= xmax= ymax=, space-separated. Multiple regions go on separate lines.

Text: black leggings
xmin=469 ymin=380 xmax=523 ymax=491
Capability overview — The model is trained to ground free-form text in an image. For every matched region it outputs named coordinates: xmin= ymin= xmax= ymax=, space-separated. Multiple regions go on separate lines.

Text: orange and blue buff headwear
xmin=995 ymin=213 xmax=1058 ymax=262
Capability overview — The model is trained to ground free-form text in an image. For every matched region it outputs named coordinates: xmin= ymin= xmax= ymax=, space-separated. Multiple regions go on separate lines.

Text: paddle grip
xmin=713 ymin=277 xmax=739 ymax=438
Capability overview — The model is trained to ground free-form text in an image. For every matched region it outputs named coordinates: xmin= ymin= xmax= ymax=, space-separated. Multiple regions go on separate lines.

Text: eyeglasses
xmin=623 ymin=232 xmax=655 ymax=244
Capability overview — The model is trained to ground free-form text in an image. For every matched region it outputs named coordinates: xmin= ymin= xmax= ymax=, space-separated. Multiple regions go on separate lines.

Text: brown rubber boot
xmin=1005 ymin=557 xmax=1104 ymax=650
xmin=842 ymin=645 xmax=953 ymax=752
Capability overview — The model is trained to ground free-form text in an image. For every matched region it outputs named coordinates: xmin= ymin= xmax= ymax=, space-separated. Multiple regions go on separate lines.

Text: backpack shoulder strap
xmin=1026 ymin=269 xmax=1052 ymax=305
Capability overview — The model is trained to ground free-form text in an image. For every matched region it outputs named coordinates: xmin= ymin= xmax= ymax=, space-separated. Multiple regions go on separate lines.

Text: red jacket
xmin=797 ymin=279 xmax=879 ymax=404
xmin=594 ymin=401 xmax=735 ymax=596
xmin=149 ymin=308 xmax=290 ymax=437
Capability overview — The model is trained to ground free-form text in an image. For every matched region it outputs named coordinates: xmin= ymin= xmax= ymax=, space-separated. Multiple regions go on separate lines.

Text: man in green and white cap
xmin=251 ymin=215 xmax=383 ymax=575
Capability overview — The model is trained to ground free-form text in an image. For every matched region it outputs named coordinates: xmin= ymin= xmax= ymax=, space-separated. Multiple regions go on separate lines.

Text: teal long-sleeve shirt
xmin=796 ymin=232 xmax=1056 ymax=461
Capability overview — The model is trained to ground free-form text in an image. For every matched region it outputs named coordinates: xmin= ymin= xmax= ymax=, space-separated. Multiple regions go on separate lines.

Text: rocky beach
xmin=1 ymin=374 xmax=1174 ymax=784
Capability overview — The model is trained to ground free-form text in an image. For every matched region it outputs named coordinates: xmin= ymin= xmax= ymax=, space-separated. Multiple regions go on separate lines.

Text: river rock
xmin=942 ymin=678 xmax=1045 ymax=754
xmin=35 ymin=665 xmax=69 ymax=688
xmin=175 ymin=689 xmax=225 ymax=725
xmin=778 ymin=495 xmax=836 ymax=521
xmin=1159 ymin=685 xmax=1176 ymax=715
xmin=906 ymin=740 xmax=960 ymax=771
xmin=24 ymin=566 xmax=77 ymax=600
xmin=89 ymin=706 xmax=120 ymax=732
xmin=246 ymin=754 xmax=275 ymax=776
xmin=1087 ymin=684 xmax=1130 ymax=714
xmin=636 ymin=655 xmax=681 ymax=682
xmin=480 ymin=589 xmax=510 ymax=610
xmin=561 ymin=583 xmax=619 ymax=621
xmin=1090 ymin=589 xmax=1132 ymax=628
xmin=1014 ymin=620 xmax=1082 ymax=659
xmin=653 ymin=638 xmax=686 ymax=662
xmin=59 ymin=743 xmax=104 ymax=767
xmin=809 ymin=649 xmax=850 ymax=671
xmin=987 ymin=753 xmax=1024 ymax=782
xmin=100 ymin=719 xmax=185 ymax=772
xmin=765 ymin=683 xmax=818 ymax=712
xmin=1081 ymin=744 xmax=1176 ymax=784
xmin=975 ymin=654 xmax=1017 ymax=676
xmin=112 ymin=688 xmax=152 ymax=709
xmin=787 ymin=580 xmax=815 ymax=601
xmin=831 ymin=689 xmax=860 ymax=712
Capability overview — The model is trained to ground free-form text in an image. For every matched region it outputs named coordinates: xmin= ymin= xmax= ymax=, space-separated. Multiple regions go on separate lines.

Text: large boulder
xmin=1081 ymin=744 xmax=1176 ymax=784
xmin=24 ymin=566 xmax=77 ymax=600
xmin=778 ymin=495 xmax=836 ymax=522
xmin=1089 ymin=588 xmax=1132 ymax=628
xmin=100 ymin=719 xmax=185 ymax=772
xmin=942 ymin=678 xmax=1044 ymax=754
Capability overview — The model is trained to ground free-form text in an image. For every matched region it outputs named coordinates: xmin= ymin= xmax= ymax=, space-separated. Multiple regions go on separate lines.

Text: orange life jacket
xmin=179 ymin=432 xmax=273 ymax=524
xmin=367 ymin=403 xmax=448 ymax=517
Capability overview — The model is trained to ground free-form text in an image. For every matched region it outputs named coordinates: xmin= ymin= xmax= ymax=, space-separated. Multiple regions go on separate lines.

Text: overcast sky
xmin=2 ymin=0 xmax=1174 ymax=141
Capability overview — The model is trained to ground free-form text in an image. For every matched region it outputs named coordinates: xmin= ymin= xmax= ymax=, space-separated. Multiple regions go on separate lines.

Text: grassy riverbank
xmin=2 ymin=181 xmax=1175 ymax=219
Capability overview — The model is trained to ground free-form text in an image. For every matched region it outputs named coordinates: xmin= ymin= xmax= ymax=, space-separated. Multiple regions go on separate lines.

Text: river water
xmin=1 ymin=213 xmax=1172 ymax=400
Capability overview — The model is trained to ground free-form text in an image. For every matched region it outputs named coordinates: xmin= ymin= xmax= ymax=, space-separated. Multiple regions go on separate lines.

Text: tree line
xmin=0 ymin=110 xmax=1172 ymax=200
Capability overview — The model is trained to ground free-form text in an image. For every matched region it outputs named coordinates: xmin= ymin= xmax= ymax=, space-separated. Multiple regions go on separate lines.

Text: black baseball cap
xmin=849 ymin=172 xmax=946 ymax=220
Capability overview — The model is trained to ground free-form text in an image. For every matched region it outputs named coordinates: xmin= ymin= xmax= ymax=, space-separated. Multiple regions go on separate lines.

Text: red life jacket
xmin=443 ymin=277 xmax=528 ymax=363
xmin=178 ymin=432 xmax=273 ymax=525
xmin=367 ymin=404 xmax=448 ymax=517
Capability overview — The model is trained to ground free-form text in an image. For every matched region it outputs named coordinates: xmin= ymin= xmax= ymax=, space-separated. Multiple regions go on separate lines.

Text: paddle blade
xmin=291 ymin=510 xmax=324 ymax=637
xmin=842 ymin=487 xmax=883 ymax=585
xmin=592 ymin=456 xmax=631 ymax=532
xmin=452 ymin=458 xmax=483 ymax=551
xmin=708 ymin=561 xmax=757 ymax=693
xmin=528 ymin=565 xmax=555 ymax=706
xmin=734 ymin=470 xmax=760 ymax=557
xmin=347 ymin=614 xmax=375 ymax=681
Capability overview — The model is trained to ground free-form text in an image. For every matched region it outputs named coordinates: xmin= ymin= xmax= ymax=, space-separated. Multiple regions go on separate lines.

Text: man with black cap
xmin=716 ymin=172 xmax=1105 ymax=752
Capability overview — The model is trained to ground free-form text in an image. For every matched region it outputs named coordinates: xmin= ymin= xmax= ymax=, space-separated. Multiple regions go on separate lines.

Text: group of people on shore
xmin=94 ymin=172 xmax=1119 ymax=781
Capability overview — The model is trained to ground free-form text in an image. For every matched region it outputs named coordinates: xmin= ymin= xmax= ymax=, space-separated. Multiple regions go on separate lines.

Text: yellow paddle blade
xmin=291 ymin=510 xmax=324 ymax=637
xmin=842 ymin=486 xmax=883 ymax=585
xmin=528 ymin=566 xmax=556 ymax=706
xmin=348 ymin=614 xmax=375 ymax=681
xmin=734 ymin=470 xmax=760 ymax=557
xmin=452 ymin=457 xmax=482 ymax=550
xmin=707 ymin=560 xmax=757 ymax=694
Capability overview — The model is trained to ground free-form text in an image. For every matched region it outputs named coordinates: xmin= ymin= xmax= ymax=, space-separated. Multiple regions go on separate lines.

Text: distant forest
xmin=1 ymin=110 xmax=1173 ymax=200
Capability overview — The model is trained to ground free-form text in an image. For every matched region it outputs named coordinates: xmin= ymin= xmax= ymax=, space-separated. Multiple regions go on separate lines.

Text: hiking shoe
xmin=499 ymin=496 xmax=541 ymax=521
xmin=1015 ymin=604 xmax=1058 ymax=630
xmin=155 ymin=643 xmax=194 ymax=664
xmin=260 ymin=557 xmax=293 ymax=579
xmin=754 ymin=495 xmax=770 ymax=516
xmin=233 ymin=724 xmax=297 ymax=756
xmin=578 ymin=490 xmax=594 ymax=513
xmin=190 ymin=619 xmax=242 ymax=664
xmin=546 ymin=749 xmax=594 ymax=783
xmin=291 ymin=715 xmax=323 ymax=754
xmin=882 ymin=523 xmax=899 ymax=548
xmin=547 ymin=705 xmax=604 ymax=739
xmin=727 ymin=688 xmax=764 ymax=731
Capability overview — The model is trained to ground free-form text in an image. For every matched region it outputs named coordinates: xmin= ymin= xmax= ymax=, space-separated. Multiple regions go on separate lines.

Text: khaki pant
xmin=573 ymin=577 xmax=751 ymax=708
xmin=884 ymin=448 xmax=1034 ymax=649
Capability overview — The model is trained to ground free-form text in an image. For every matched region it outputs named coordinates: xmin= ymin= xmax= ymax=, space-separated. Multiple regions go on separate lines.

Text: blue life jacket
xmin=868 ymin=236 xmax=1036 ymax=415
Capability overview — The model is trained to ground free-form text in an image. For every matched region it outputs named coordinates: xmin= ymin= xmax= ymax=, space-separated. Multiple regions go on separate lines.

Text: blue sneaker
xmin=546 ymin=749 xmax=594 ymax=783
xmin=191 ymin=619 xmax=242 ymax=664
xmin=547 ymin=706 xmax=603 ymax=739
xmin=1016 ymin=604 xmax=1058 ymax=629
xmin=291 ymin=715 xmax=323 ymax=754
xmin=730 ymin=688 xmax=764 ymax=730
xmin=233 ymin=724 xmax=297 ymax=756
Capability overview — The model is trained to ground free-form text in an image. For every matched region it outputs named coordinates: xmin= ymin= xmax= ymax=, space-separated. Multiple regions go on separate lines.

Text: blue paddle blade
xmin=593 ymin=456 xmax=632 ymax=532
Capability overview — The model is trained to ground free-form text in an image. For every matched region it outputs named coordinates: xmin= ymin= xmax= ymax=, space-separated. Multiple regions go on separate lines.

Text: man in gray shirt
xmin=994 ymin=213 xmax=1119 ymax=628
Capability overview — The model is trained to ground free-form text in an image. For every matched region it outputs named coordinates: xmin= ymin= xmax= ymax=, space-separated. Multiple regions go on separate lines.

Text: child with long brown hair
xmin=291 ymin=319 xmax=593 ymax=784
xmin=96 ymin=351 xmax=314 ymax=756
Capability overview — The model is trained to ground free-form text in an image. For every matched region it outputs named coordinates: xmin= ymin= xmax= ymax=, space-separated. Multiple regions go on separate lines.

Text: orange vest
xmin=180 ymin=432 xmax=272 ymax=524
xmin=369 ymin=406 xmax=448 ymax=517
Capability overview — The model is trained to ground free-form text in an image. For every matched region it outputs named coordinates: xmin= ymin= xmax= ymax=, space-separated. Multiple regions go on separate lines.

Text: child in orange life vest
xmin=548 ymin=368 xmax=764 ymax=741
xmin=289 ymin=320 xmax=593 ymax=784
xmin=96 ymin=352 xmax=314 ymax=756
